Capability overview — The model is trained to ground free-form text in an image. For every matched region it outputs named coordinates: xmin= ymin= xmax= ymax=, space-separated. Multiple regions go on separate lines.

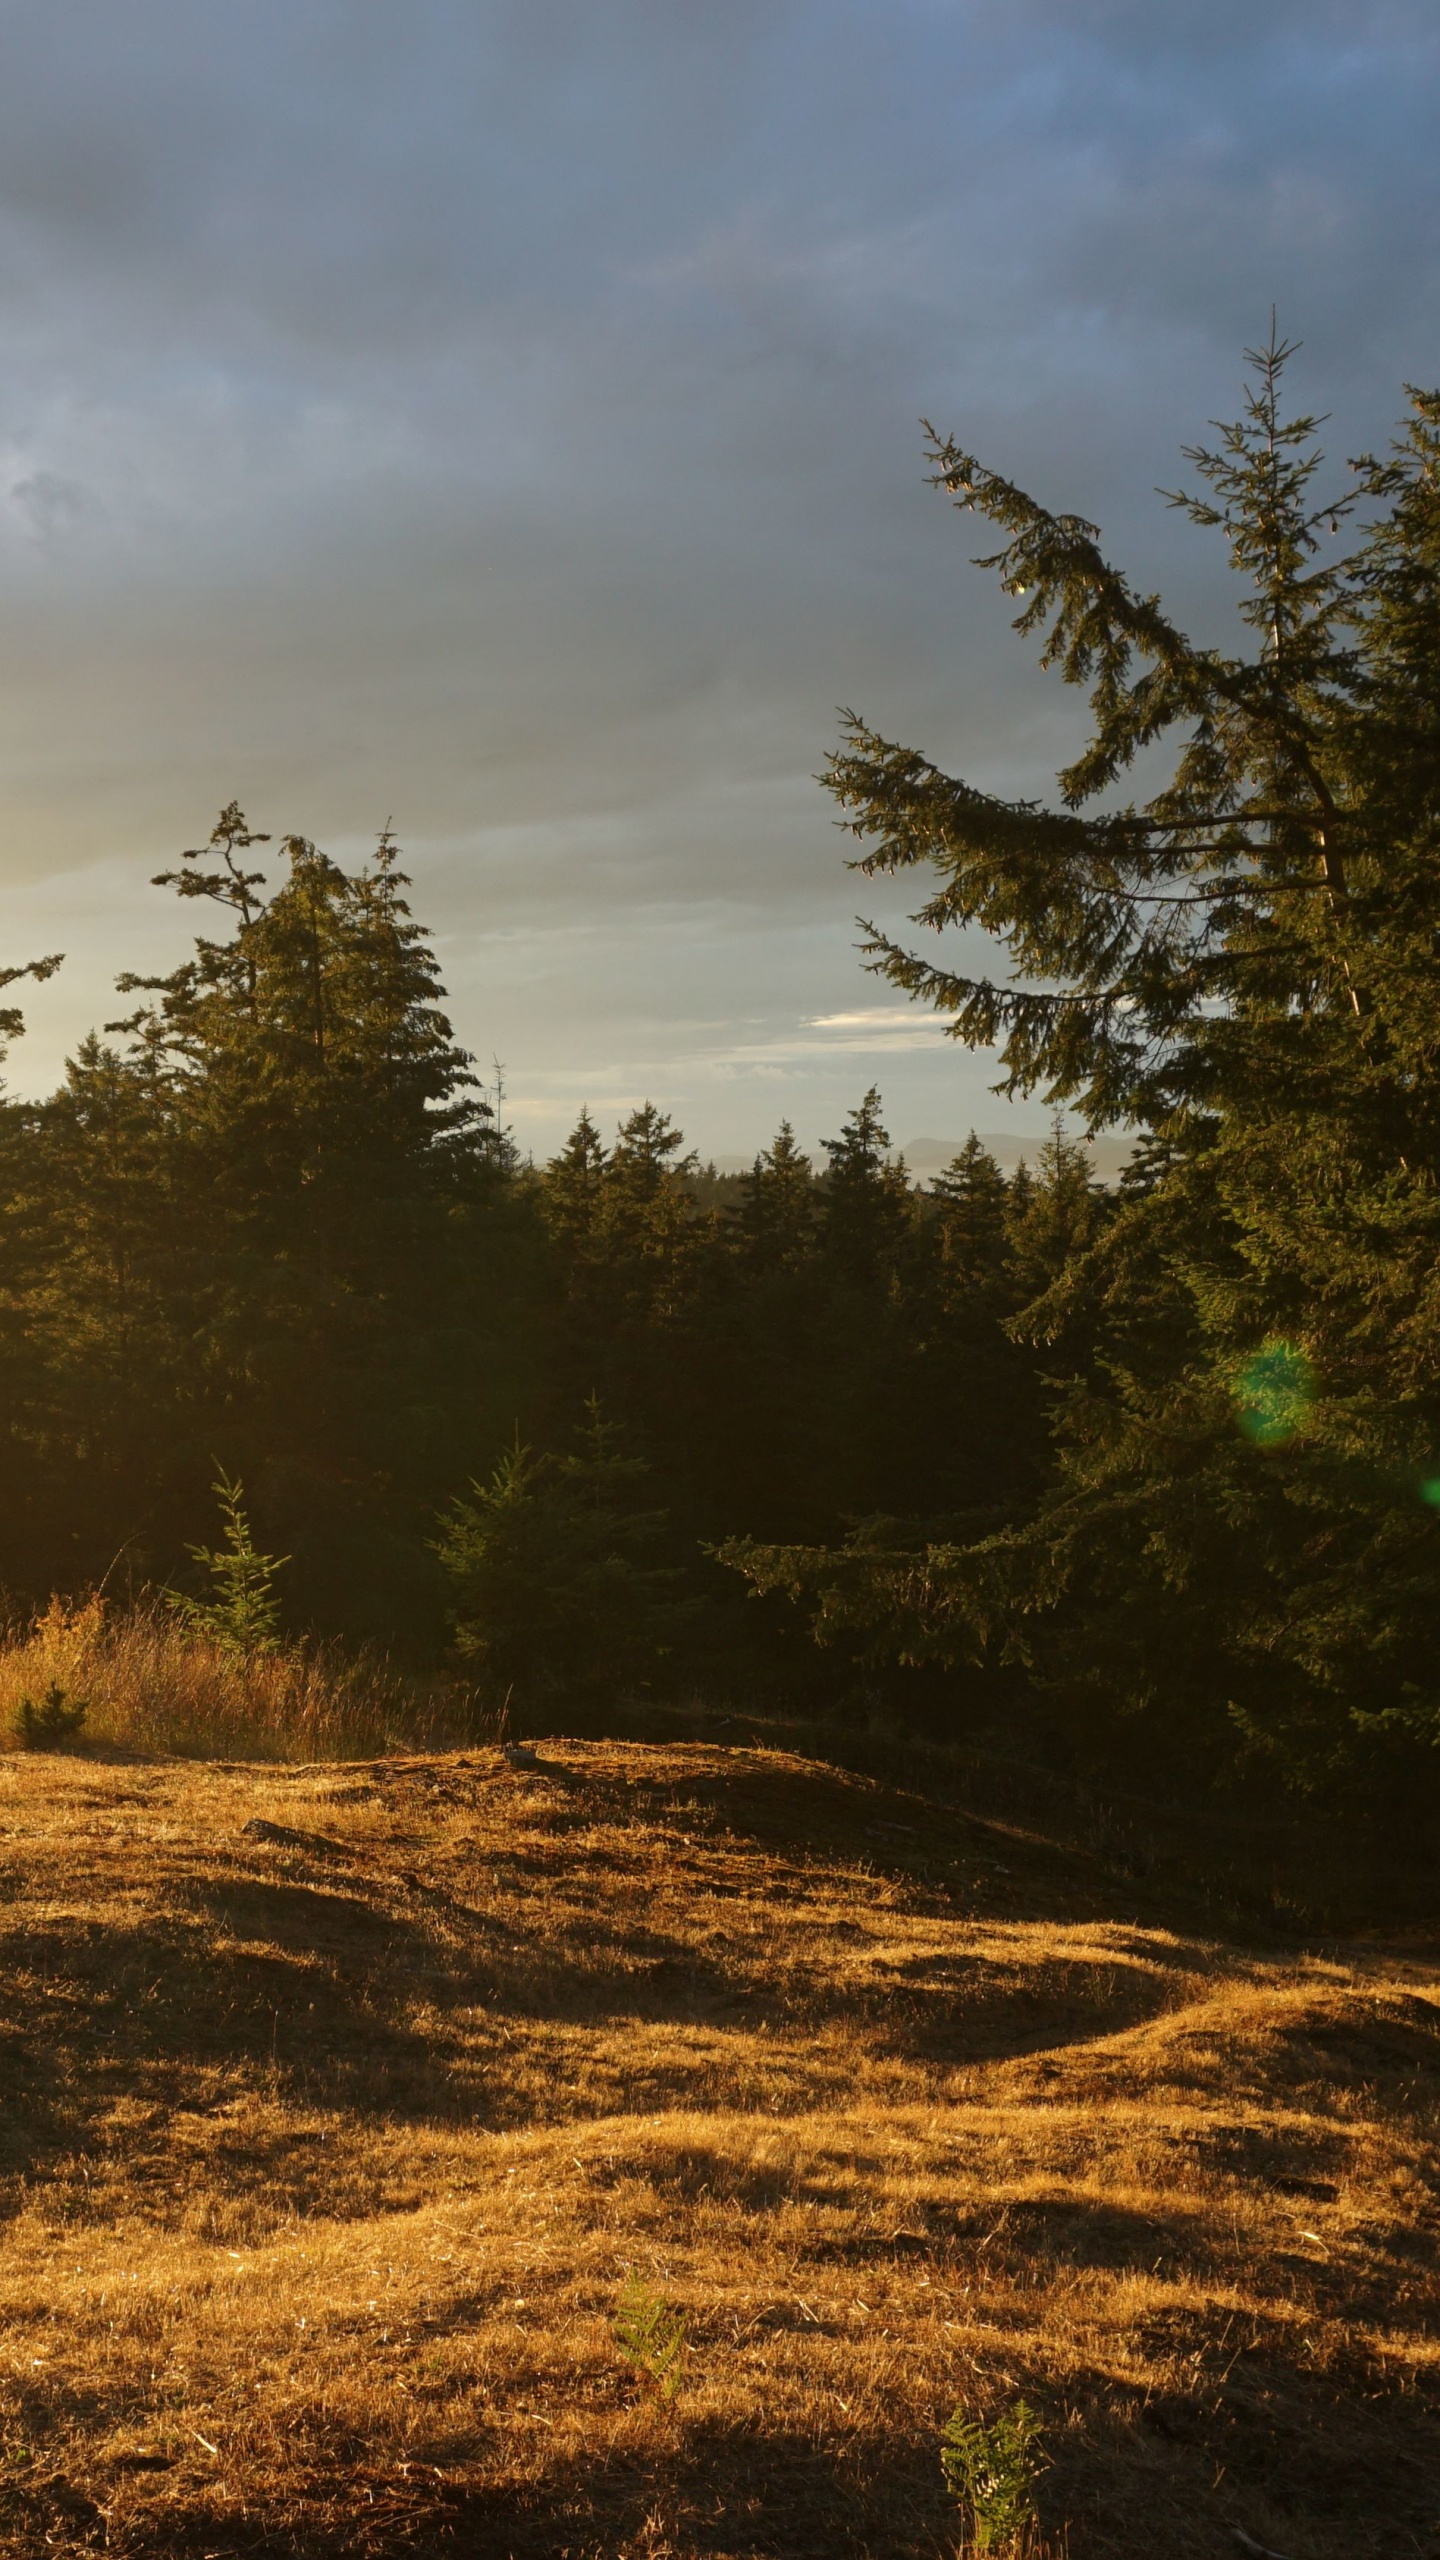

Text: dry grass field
xmin=0 ymin=1731 xmax=1436 ymax=2558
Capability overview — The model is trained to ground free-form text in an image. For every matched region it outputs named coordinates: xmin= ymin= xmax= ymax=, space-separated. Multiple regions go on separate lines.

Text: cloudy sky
xmin=0 ymin=0 xmax=1435 ymax=1160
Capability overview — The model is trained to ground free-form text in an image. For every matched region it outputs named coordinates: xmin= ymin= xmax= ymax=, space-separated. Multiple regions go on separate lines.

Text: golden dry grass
xmin=0 ymin=1733 xmax=1435 ymax=2557
xmin=0 ymin=1599 xmax=475 ymax=1762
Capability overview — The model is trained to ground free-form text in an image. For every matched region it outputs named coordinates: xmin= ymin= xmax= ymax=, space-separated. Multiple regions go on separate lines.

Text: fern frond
xmin=612 ymin=2273 xmax=688 ymax=2399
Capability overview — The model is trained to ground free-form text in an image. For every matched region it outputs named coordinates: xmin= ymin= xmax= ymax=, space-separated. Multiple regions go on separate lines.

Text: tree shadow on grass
xmin=9 ymin=2370 xmax=1439 ymax=2560
xmin=16 ymin=2421 xmax=966 ymax=2560
xmin=0 ymin=1883 xmax=450 ymax=2196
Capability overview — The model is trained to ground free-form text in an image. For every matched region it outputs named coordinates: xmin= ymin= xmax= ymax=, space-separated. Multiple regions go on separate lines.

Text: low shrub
xmin=13 ymin=1681 xmax=89 ymax=1750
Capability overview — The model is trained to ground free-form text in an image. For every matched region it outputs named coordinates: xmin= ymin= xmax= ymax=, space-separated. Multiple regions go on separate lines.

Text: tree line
xmin=2 ymin=334 xmax=1438 ymax=1844
xmin=0 ymin=808 xmax=1082 ymax=1702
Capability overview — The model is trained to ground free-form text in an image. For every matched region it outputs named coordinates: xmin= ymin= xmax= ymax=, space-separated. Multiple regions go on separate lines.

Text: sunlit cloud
xmin=804 ymin=1008 xmax=947 ymax=1040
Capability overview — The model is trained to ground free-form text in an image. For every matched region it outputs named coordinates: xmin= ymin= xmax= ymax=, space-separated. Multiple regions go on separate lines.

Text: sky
xmin=0 ymin=0 xmax=1436 ymax=1163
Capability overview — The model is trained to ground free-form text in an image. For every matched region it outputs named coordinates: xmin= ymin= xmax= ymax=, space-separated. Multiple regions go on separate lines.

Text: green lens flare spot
xmin=1422 ymin=1478 xmax=1440 ymax=1509
xmin=1235 ymin=1340 xmax=1314 ymax=1447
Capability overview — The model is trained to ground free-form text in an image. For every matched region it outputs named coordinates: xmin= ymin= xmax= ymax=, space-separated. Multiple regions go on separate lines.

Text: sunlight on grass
xmin=0 ymin=1739 xmax=1432 ymax=2555
xmin=0 ymin=1594 xmax=478 ymax=1761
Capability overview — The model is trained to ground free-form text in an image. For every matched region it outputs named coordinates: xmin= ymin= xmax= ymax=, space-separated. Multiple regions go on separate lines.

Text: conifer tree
xmin=607 ymin=1103 xmax=693 ymax=1202
xmin=590 ymin=1103 xmax=702 ymax=1318
xmin=737 ymin=1121 xmax=816 ymax=1269
xmin=14 ymin=814 xmax=533 ymax=1641
xmin=168 ymin=1469 xmax=289 ymax=1656
xmin=0 ymin=954 xmax=65 ymax=1058
xmin=434 ymin=1401 xmax=689 ymax=1706
xmin=903 ymin=1136 xmax=1046 ymax=1520
xmin=724 ymin=342 xmax=1440 ymax=1814
xmin=545 ymin=1109 xmax=608 ymax=1253
xmin=820 ymin=1087 xmax=915 ymax=1282
xmin=1003 ymin=1121 xmax=1109 ymax=1319
xmin=928 ymin=1136 xmax=1011 ymax=1310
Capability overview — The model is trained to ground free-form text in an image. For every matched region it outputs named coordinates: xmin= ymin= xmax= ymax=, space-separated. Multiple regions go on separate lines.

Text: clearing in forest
xmin=0 ymin=1739 xmax=1436 ymax=2557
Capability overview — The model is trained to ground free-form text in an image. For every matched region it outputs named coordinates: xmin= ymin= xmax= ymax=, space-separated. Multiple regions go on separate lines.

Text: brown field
xmin=0 ymin=1730 xmax=1436 ymax=2558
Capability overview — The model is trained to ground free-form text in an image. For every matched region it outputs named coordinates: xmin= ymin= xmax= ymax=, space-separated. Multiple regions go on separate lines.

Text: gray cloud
xmin=0 ymin=0 xmax=1433 ymax=1155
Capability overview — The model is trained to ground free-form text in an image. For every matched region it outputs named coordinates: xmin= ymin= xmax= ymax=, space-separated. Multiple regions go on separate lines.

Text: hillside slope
xmin=0 ymin=1739 xmax=1436 ymax=2557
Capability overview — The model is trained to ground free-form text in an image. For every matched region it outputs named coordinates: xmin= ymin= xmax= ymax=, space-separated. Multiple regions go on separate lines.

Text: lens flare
xmin=1235 ymin=1339 xmax=1313 ymax=1446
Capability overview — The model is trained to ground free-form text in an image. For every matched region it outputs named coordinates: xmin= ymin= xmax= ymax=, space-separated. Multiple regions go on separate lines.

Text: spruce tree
xmin=545 ymin=1109 xmax=609 ymax=1254
xmin=1003 ymin=1121 xmax=1109 ymax=1319
xmin=736 ymin=1121 xmax=816 ymax=1270
xmin=582 ymin=1103 xmax=701 ymax=1320
xmin=434 ymin=1401 xmax=689 ymax=1708
xmin=18 ymin=815 xmax=533 ymax=1642
xmin=907 ymin=1136 xmax=1047 ymax=1521
xmin=820 ymin=1087 xmax=915 ymax=1283
xmin=928 ymin=1136 xmax=1011 ymax=1311
xmin=725 ymin=341 xmax=1440 ymax=1816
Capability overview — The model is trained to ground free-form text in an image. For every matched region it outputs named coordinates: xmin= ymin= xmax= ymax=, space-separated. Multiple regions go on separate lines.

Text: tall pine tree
xmin=725 ymin=341 xmax=1440 ymax=1821
xmin=9 ymin=815 xmax=538 ymax=1643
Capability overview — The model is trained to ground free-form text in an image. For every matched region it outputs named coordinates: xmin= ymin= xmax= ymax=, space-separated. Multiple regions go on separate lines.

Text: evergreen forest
xmin=6 ymin=340 xmax=1440 ymax=1868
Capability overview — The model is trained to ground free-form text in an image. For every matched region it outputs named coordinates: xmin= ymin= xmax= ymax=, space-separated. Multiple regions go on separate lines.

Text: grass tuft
xmin=0 ymin=1593 xmax=480 ymax=1761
